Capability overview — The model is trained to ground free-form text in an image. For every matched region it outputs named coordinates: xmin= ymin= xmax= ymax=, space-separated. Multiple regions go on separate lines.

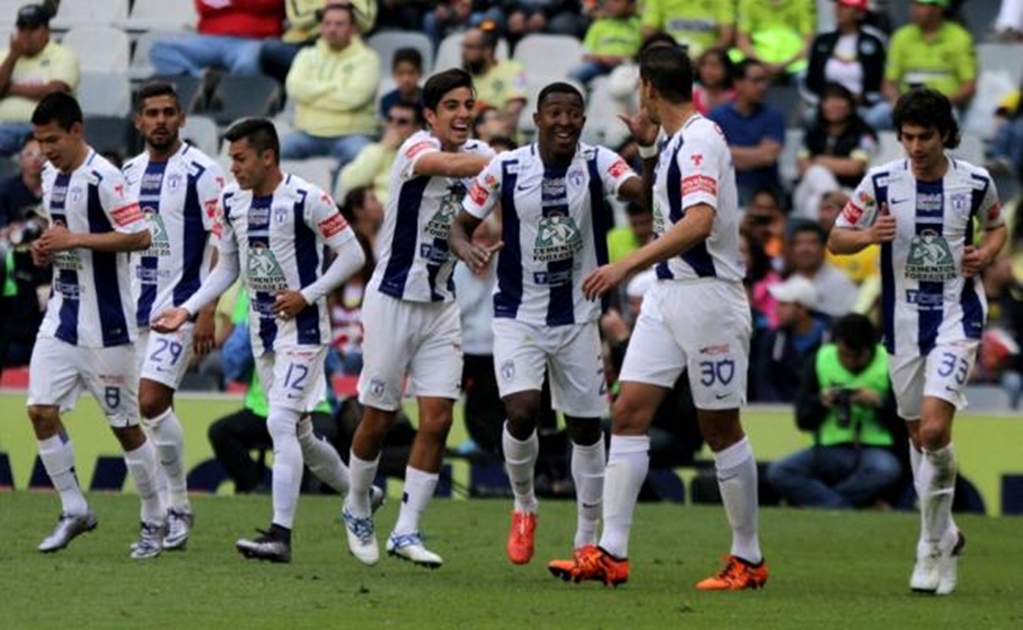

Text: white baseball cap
xmin=768 ymin=275 xmax=818 ymax=309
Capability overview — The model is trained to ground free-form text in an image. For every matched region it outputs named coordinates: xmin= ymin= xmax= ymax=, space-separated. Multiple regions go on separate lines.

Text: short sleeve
xmin=836 ymin=176 xmax=880 ymax=229
xmin=884 ymin=32 xmax=905 ymax=82
xmin=954 ymin=30 xmax=977 ymax=82
xmin=399 ymin=134 xmax=442 ymax=181
xmin=305 ymin=188 xmax=356 ymax=250
xmin=717 ymin=0 xmax=737 ymax=25
xmin=678 ymin=135 xmax=723 ymax=211
xmin=100 ymin=171 xmax=147 ymax=235
xmin=197 ymin=163 xmax=227 ymax=232
xmin=977 ymin=176 xmax=1004 ymax=230
xmin=462 ymin=155 xmax=504 ymax=220
xmin=596 ymin=148 xmax=637 ymax=198
xmin=52 ymin=46 xmax=79 ymax=90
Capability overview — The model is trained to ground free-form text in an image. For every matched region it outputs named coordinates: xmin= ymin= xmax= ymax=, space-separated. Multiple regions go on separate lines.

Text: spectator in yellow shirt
xmin=569 ymin=0 xmax=642 ymax=86
xmin=461 ymin=25 xmax=528 ymax=132
xmin=336 ymin=100 xmax=421 ymax=206
xmin=281 ymin=3 xmax=381 ymax=167
xmin=0 ymin=4 xmax=78 ymax=156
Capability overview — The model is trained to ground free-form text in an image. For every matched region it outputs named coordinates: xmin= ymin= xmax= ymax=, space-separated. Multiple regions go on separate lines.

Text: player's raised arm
xmin=616 ymin=109 xmax=660 ymax=209
xmin=828 ymin=179 xmax=895 ymax=255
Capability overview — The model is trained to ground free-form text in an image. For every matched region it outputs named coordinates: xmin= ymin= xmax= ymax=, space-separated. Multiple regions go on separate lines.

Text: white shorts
xmin=492 ymin=318 xmax=608 ymax=418
xmin=888 ymin=341 xmax=979 ymax=420
xmin=358 ymin=291 xmax=463 ymax=411
xmin=620 ymin=280 xmax=750 ymax=410
xmin=256 ymin=345 xmax=328 ymax=414
xmin=27 ymin=336 xmax=139 ymax=427
xmin=136 ymin=324 xmax=195 ymax=390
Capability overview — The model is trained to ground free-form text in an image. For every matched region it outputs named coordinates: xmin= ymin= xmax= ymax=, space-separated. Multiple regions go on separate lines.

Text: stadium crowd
xmin=1 ymin=0 xmax=1022 ymax=526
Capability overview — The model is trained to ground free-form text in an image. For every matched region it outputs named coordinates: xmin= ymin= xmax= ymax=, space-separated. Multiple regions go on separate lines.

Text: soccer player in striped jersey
xmin=829 ymin=88 xmax=1006 ymax=595
xmin=450 ymin=82 xmax=644 ymax=567
xmin=124 ymin=81 xmax=225 ymax=551
xmin=342 ymin=68 xmax=494 ymax=569
xmin=552 ymin=45 xmax=768 ymax=590
xmin=26 ymin=92 xmax=165 ymax=559
xmin=152 ymin=118 xmax=366 ymax=563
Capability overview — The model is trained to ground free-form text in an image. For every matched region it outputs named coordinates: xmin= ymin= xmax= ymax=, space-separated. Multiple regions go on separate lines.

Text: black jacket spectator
xmin=804 ymin=26 xmax=887 ymax=107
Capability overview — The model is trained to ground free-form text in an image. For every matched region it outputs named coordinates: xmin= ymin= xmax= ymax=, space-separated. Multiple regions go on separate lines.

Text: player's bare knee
xmin=566 ymin=416 xmax=603 ymax=446
xmin=138 ymin=381 xmax=172 ymax=420
xmin=917 ymin=421 xmax=951 ymax=451
xmin=112 ymin=425 xmax=147 ymax=451
xmin=28 ymin=405 xmax=61 ymax=438
xmin=698 ymin=409 xmax=744 ymax=452
xmin=419 ymin=413 xmax=453 ymax=440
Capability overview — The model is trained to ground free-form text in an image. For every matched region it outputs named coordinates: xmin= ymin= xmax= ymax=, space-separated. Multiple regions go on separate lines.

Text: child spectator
xmin=379 ymin=47 xmax=424 ymax=121
xmin=568 ymin=0 xmax=642 ymax=86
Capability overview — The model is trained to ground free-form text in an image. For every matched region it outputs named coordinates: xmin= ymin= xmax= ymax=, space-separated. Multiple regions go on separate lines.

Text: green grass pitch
xmin=1 ymin=492 xmax=1021 ymax=629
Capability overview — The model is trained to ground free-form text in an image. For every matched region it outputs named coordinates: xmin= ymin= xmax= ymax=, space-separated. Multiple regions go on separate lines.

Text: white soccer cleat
xmin=343 ymin=507 xmax=379 ymax=566
xmin=163 ymin=507 xmax=193 ymax=551
xmin=37 ymin=511 xmax=98 ymax=553
xmin=937 ymin=530 xmax=966 ymax=596
xmin=911 ymin=529 xmax=960 ymax=594
xmin=130 ymin=521 xmax=165 ymax=560
xmin=386 ymin=531 xmax=443 ymax=569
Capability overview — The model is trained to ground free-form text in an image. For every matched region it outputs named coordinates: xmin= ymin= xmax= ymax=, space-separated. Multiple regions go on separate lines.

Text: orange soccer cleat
xmin=695 ymin=555 xmax=769 ymax=591
xmin=506 ymin=511 xmax=537 ymax=565
xmin=549 ymin=544 xmax=629 ymax=587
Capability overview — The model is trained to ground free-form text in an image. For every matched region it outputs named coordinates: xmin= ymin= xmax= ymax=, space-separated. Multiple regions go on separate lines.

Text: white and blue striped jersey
xmin=370 ymin=130 xmax=494 ymax=302
xmin=38 ymin=150 xmax=148 ymax=348
xmin=217 ymin=174 xmax=356 ymax=355
xmin=652 ymin=114 xmax=744 ymax=283
xmin=463 ymin=142 xmax=636 ymax=325
xmin=837 ymin=156 xmax=1003 ymax=356
xmin=124 ymin=143 xmax=224 ymax=328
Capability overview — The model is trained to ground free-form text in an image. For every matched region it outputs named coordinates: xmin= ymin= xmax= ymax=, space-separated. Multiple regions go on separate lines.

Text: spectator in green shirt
xmin=640 ymin=0 xmax=735 ymax=58
xmin=734 ymin=0 xmax=816 ymax=82
xmin=569 ymin=0 xmax=642 ymax=86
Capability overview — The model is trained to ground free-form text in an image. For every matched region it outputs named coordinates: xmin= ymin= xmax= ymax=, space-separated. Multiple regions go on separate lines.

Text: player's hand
xmin=151 ymin=307 xmax=190 ymax=333
xmin=961 ymin=245 xmax=989 ymax=278
xmin=600 ymin=308 xmax=631 ymax=343
xmin=37 ymin=224 xmax=78 ymax=253
xmin=30 ymin=240 xmax=50 ymax=266
xmin=583 ymin=262 xmax=627 ymax=300
xmin=274 ymin=290 xmax=308 ymax=320
xmin=850 ymin=388 xmax=883 ymax=408
xmin=869 ymin=202 xmax=896 ymax=244
xmin=458 ymin=241 xmax=503 ymax=274
xmin=192 ymin=306 xmax=216 ymax=355
xmin=618 ymin=109 xmax=659 ymax=148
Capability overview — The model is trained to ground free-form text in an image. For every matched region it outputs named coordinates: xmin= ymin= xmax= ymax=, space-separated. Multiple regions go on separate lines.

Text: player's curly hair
xmin=892 ymin=87 xmax=961 ymax=149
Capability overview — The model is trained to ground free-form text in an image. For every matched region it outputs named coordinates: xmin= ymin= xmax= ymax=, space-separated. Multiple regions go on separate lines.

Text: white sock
xmin=598 ymin=435 xmax=649 ymax=559
xmin=503 ymin=423 xmax=539 ymax=513
xmin=346 ymin=451 xmax=381 ymax=517
xmin=267 ymin=407 xmax=303 ymax=530
xmin=124 ymin=439 xmax=164 ymax=525
xmin=909 ymin=442 xmax=922 ymax=494
xmin=297 ymin=417 xmax=350 ymax=495
xmin=571 ymin=439 xmax=605 ymax=549
xmin=38 ymin=432 xmax=89 ymax=516
xmin=393 ymin=466 xmax=439 ymax=536
xmin=144 ymin=408 xmax=189 ymax=510
xmin=714 ymin=436 xmax=762 ymax=564
xmin=919 ymin=444 xmax=957 ymax=544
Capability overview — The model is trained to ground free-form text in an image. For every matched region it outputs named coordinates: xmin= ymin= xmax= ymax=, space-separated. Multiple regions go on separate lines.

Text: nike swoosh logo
xmin=715 ymin=393 xmax=729 ymax=400
xmin=945 ymin=386 xmax=958 ymax=393
xmin=516 ymin=185 xmax=531 ymax=191
xmin=889 ymin=198 xmax=907 ymax=205
xmin=582 ymin=502 xmax=601 ymax=509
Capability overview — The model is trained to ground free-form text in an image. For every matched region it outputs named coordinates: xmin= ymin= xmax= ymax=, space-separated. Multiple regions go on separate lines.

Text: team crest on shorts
xmin=369 ymin=378 xmax=386 ymax=397
xmin=500 ymin=360 xmax=515 ymax=381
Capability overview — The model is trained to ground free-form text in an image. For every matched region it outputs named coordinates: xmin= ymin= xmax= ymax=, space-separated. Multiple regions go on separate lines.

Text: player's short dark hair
xmin=390 ymin=98 xmax=424 ymax=126
xmin=423 ymin=68 xmax=475 ymax=113
xmin=393 ymin=47 xmax=423 ymax=72
xmin=787 ymin=218 xmax=828 ymax=245
xmin=136 ymin=80 xmax=180 ymax=112
xmin=832 ymin=313 xmax=878 ymax=352
xmin=536 ymin=82 xmax=584 ymax=112
xmin=892 ymin=87 xmax=960 ymax=149
xmin=638 ymin=44 xmax=694 ymax=104
xmin=31 ymin=91 xmax=82 ymax=131
xmin=224 ymin=117 xmax=280 ymax=164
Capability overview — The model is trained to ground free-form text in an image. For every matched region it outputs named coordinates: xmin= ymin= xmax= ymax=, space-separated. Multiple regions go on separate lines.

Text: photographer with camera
xmin=767 ymin=313 xmax=902 ymax=509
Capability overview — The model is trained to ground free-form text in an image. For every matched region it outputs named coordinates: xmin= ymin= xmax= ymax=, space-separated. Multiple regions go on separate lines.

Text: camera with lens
xmin=830 ymin=387 xmax=855 ymax=428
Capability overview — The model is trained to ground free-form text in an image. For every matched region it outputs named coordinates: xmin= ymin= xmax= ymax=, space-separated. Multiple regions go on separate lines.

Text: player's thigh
xmin=547 ymin=322 xmax=608 ymax=418
xmin=408 ymin=302 xmax=463 ymax=402
xmin=619 ymin=291 xmax=687 ymax=389
xmin=922 ymin=341 xmax=979 ymax=412
xmin=80 ymin=345 xmax=140 ymax=428
xmin=138 ymin=324 xmax=195 ymax=391
xmin=27 ymin=337 xmax=83 ymax=413
xmin=888 ymin=354 xmax=926 ymax=420
xmin=267 ymin=345 xmax=328 ymax=413
xmin=358 ymin=292 xmax=417 ymax=411
xmin=675 ymin=282 xmax=751 ymax=410
xmin=492 ymin=318 xmax=548 ymax=400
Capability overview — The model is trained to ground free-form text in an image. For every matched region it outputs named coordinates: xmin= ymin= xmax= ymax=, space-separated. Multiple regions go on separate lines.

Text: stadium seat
xmin=963 ymin=68 xmax=1017 ymax=140
xmin=512 ymin=34 xmax=583 ymax=83
xmin=203 ymin=74 xmax=282 ymax=126
xmin=62 ymin=26 xmax=131 ymax=73
xmin=121 ymin=0 xmax=200 ymax=32
xmin=83 ymin=116 xmax=136 ymax=158
xmin=151 ymin=74 xmax=206 ymax=113
xmin=765 ymin=84 xmax=805 ymax=128
xmin=871 ymin=130 xmax=903 ymax=167
xmin=963 ymin=0 xmax=1001 ymax=41
xmin=50 ymin=0 xmax=129 ymax=30
xmin=281 ymin=158 xmax=336 ymax=193
xmin=77 ymin=72 xmax=132 ymax=118
xmin=129 ymin=29 xmax=191 ymax=81
xmin=434 ymin=32 xmax=509 ymax=73
xmin=368 ymin=30 xmax=434 ymax=76
xmin=950 ymin=133 xmax=985 ymax=164
xmin=977 ymin=42 xmax=1023 ymax=84
xmin=581 ymin=76 xmax=621 ymax=146
xmin=181 ymin=115 xmax=220 ymax=157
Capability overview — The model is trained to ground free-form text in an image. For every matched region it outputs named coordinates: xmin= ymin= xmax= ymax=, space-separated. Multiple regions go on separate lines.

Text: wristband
xmin=637 ymin=144 xmax=658 ymax=159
